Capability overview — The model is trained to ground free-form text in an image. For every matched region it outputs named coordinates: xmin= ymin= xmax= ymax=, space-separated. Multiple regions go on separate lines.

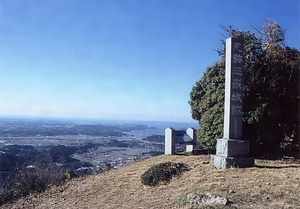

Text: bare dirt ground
xmin=2 ymin=154 xmax=300 ymax=209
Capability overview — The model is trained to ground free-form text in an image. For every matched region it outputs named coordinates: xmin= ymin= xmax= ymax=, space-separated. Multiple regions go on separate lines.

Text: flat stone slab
xmin=175 ymin=131 xmax=195 ymax=145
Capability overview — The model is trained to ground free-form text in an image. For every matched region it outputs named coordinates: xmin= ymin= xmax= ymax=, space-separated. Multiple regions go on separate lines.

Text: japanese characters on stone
xmin=231 ymin=40 xmax=244 ymax=117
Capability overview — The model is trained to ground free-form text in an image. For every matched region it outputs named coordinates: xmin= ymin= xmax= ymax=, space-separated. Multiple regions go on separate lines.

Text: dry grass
xmin=2 ymin=154 xmax=300 ymax=209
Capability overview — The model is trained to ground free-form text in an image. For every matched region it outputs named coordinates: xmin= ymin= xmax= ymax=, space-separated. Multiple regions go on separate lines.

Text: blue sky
xmin=0 ymin=0 xmax=299 ymax=122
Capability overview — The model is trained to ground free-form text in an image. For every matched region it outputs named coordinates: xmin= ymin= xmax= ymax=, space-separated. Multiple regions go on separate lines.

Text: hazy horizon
xmin=0 ymin=114 xmax=199 ymax=126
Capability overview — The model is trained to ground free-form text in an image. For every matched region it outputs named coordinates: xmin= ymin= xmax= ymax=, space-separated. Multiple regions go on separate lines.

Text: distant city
xmin=0 ymin=117 xmax=198 ymax=188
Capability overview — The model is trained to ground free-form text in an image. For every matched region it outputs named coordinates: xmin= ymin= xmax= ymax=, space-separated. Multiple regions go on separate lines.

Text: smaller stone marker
xmin=165 ymin=128 xmax=196 ymax=154
xmin=186 ymin=128 xmax=196 ymax=152
xmin=165 ymin=128 xmax=176 ymax=154
xmin=211 ymin=37 xmax=254 ymax=168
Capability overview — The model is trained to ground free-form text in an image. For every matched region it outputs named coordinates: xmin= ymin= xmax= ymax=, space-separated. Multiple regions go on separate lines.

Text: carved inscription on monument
xmin=230 ymin=39 xmax=244 ymax=138
xmin=212 ymin=37 xmax=254 ymax=169
xmin=224 ymin=38 xmax=244 ymax=139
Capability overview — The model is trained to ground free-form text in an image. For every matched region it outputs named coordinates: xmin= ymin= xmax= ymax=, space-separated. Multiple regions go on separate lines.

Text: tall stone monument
xmin=211 ymin=37 xmax=254 ymax=169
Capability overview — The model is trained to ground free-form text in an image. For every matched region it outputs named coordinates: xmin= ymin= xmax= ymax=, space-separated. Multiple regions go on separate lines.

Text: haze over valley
xmin=0 ymin=117 xmax=197 ymax=188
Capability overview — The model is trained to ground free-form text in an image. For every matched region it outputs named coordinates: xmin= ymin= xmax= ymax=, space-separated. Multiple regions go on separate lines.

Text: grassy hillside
xmin=2 ymin=154 xmax=300 ymax=209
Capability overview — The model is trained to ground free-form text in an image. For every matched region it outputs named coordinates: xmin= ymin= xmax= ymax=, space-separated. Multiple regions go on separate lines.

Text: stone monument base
xmin=211 ymin=138 xmax=254 ymax=169
xmin=211 ymin=155 xmax=254 ymax=169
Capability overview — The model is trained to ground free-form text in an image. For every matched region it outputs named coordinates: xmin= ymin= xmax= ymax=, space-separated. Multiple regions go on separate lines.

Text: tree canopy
xmin=189 ymin=20 xmax=300 ymax=157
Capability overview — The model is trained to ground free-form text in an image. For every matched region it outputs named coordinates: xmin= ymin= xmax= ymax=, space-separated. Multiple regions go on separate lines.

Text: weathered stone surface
xmin=223 ymin=37 xmax=244 ymax=139
xmin=216 ymin=138 xmax=250 ymax=157
xmin=185 ymin=192 xmax=229 ymax=206
xmin=212 ymin=37 xmax=254 ymax=169
xmin=211 ymin=155 xmax=254 ymax=169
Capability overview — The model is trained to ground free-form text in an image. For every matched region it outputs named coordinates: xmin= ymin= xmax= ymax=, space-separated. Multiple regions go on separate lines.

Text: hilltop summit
xmin=2 ymin=155 xmax=300 ymax=208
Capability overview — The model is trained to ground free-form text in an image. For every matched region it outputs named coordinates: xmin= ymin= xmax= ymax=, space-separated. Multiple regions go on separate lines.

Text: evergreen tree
xmin=190 ymin=20 xmax=300 ymax=157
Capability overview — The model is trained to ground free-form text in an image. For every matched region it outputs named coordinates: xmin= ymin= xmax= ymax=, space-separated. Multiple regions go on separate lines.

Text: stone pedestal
xmin=211 ymin=138 xmax=254 ymax=168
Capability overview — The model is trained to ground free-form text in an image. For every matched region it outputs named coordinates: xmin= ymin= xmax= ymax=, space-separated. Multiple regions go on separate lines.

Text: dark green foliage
xmin=140 ymin=162 xmax=189 ymax=186
xmin=189 ymin=61 xmax=225 ymax=149
xmin=243 ymin=47 xmax=300 ymax=156
xmin=190 ymin=20 xmax=300 ymax=156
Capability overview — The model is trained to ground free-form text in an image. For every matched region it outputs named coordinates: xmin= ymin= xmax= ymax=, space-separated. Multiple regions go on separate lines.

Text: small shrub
xmin=140 ymin=162 xmax=189 ymax=186
xmin=49 ymin=169 xmax=78 ymax=187
xmin=0 ymin=165 xmax=77 ymax=206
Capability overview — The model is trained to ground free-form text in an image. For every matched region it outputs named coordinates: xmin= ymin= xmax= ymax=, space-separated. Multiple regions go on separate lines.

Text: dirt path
xmin=2 ymin=155 xmax=300 ymax=208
